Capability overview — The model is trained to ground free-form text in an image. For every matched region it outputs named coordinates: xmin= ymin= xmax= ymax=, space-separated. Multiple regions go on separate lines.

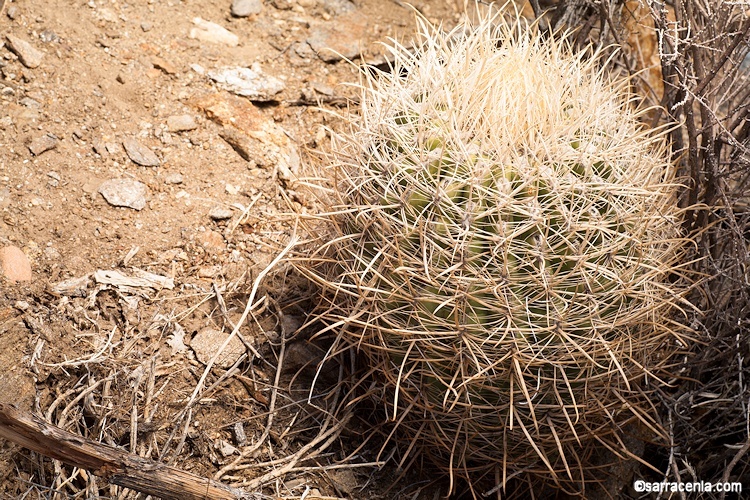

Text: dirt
xmin=0 ymin=0 xmax=466 ymax=498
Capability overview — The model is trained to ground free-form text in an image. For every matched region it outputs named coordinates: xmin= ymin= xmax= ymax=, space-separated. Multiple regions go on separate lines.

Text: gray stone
xmin=20 ymin=97 xmax=41 ymax=108
xmin=163 ymin=172 xmax=184 ymax=184
xmin=208 ymin=64 xmax=285 ymax=101
xmin=92 ymin=139 xmax=107 ymax=156
xmin=5 ymin=35 xmax=44 ymax=68
xmin=14 ymin=300 xmax=30 ymax=311
xmin=269 ymin=0 xmax=294 ymax=9
xmin=28 ymin=134 xmax=58 ymax=156
xmin=307 ymin=13 xmax=367 ymax=63
xmin=123 ymin=137 xmax=160 ymax=166
xmin=39 ymin=30 xmax=60 ymax=43
xmin=209 ymin=206 xmax=233 ymax=221
xmin=312 ymin=81 xmax=334 ymax=96
xmin=166 ymin=114 xmax=198 ymax=133
xmin=190 ymin=328 xmax=245 ymax=368
xmin=231 ymin=0 xmax=262 ymax=17
xmin=293 ymin=41 xmax=316 ymax=60
xmin=233 ymin=422 xmax=247 ymax=446
xmin=98 ymin=178 xmax=149 ymax=211
xmin=215 ymin=439 xmax=238 ymax=457
xmin=219 ymin=127 xmax=260 ymax=161
xmin=321 ymin=0 xmax=355 ymax=15
xmin=105 ymin=142 xmax=123 ymax=155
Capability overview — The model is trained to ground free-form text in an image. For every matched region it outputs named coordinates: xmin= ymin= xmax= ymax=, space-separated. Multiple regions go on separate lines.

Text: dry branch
xmin=0 ymin=404 xmax=264 ymax=500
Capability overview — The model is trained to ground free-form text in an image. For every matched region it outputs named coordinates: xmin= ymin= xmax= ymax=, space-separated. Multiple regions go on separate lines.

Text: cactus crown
xmin=295 ymin=8 xmax=690 ymax=495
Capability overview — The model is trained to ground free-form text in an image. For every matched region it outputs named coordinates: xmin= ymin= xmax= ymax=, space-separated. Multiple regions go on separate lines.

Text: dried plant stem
xmin=161 ymin=237 xmax=298 ymax=463
xmin=0 ymin=404 xmax=265 ymax=500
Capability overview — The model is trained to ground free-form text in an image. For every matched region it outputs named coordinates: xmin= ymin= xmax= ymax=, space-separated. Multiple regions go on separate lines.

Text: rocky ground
xmin=0 ymin=0 xmax=466 ymax=498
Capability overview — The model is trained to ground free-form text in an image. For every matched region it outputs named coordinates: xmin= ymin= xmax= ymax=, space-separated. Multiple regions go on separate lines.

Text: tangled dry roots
xmin=294 ymin=8 xmax=694 ymax=496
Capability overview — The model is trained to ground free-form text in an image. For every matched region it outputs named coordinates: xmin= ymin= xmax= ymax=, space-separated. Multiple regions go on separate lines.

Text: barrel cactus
xmin=296 ymin=10 xmax=689 ymax=495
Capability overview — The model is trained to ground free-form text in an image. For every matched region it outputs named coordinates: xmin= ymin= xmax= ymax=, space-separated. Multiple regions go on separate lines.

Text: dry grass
xmin=11 ymin=257 xmax=366 ymax=500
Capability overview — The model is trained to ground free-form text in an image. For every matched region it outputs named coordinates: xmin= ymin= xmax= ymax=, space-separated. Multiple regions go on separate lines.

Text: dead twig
xmin=0 ymin=404 xmax=267 ymax=500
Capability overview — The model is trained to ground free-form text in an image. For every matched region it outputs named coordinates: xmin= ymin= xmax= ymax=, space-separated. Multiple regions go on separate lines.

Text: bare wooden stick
xmin=0 ymin=404 xmax=264 ymax=500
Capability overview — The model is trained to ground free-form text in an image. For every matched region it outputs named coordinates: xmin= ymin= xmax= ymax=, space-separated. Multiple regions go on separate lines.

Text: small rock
xmin=145 ymin=67 xmax=161 ymax=79
xmin=231 ymin=0 xmax=262 ymax=17
xmin=14 ymin=300 xmax=30 ymax=311
xmin=190 ymin=63 xmax=206 ymax=75
xmin=39 ymin=30 xmax=60 ymax=43
xmin=269 ymin=0 xmax=294 ymax=9
xmin=98 ymin=178 xmax=149 ymax=210
xmin=196 ymin=93 xmax=300 ymax=175
xmin=215 ymin=439 xmax=238 ymax=457
xmin=189 ymin=17 xmax=239 ymax=47
xmin=27 ymin=134 xmax=58 ymax=156
xmin=151 ymin=56 xmax=178 ymax=75
xmin=167 ymin=114 xmax=198 ymax=133
xmin=209 ymin=206 xmax=233 ymax=221
xmin=219 ymin=127 xmax=259 ymax=162
xmin=6 ymin=5 xmax=19 ymax=20
xmin=298 ymin=0 xmax=317 ymax=7
xmin=190 ymin=328 xmax=245 ymax=368
xmin=196 ymin=229 xmax=225 ymax=253
xmin=95 ymin=7 xmax=118 ymax=23
xmin=233 ymin=422 xmax=247 ymax=446
xmin=5 ymin=35 xmax=44 ymax=69
xmin=163 ymin=172 xmax=184 ymax=184
xmin=0 ymin=246 xmax=32 ymax=282
xmin=92 ymin=139 xmax=107 ymax=156
xmin=20 ymin=97 xmax=41 ymax=108
xmin=195 ymin=229 xmax=224 ymax=253
xmin=141 ymin=21 xmax=153 ymax=32
xmin=197 ymin=265 xmax=222 ymax=278
xmin=208 ymin=64 xmax=285 ymax=101
xmin=321 ymin=0 xmax=355 ymax=15
xmin=307 ymin=12 xmax=367 ymax=63
xmin=312 ymin=81 xmax=334 ymax=96
xmin=123 ymin=137 xmax=160 ymax=166
xmin=43 ymin=246 xmax=61 ymax=260
xmin=292 ymin=41 xmax=316 ymax=60
xmin=47 ymin=172 xmax=61 ymax=187
xmin=105 ymin=142 xmax=123 ymax=155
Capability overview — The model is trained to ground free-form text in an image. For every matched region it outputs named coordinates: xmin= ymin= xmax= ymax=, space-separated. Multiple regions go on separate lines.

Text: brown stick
xmin=0 ymin=404 xmax=263 ymax=500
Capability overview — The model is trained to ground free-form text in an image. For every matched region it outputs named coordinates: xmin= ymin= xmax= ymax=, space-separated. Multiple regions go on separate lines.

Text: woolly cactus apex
xmin=294 ymin=8 xmax=692 ymax=496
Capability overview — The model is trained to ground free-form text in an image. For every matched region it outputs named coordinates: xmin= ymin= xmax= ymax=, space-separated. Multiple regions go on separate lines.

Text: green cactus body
xmin=301 ymin=9 xmax=689 ymax=495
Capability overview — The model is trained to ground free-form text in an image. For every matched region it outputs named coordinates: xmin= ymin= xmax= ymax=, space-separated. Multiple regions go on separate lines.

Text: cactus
xmin=295 ymin=9 xmax=690 ymax=495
